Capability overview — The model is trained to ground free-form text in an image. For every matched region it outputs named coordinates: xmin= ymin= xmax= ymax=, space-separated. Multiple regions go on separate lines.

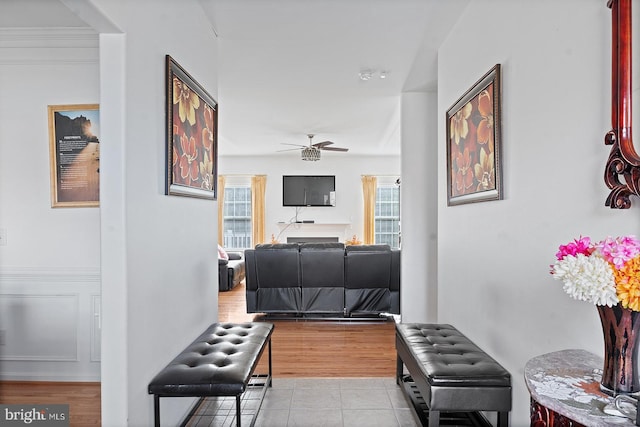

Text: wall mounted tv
xmin=283 ymin=175 xmax=336 ymax=207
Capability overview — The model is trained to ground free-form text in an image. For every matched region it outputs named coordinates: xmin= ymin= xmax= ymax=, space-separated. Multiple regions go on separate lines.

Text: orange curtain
xmin=361 ymin=175 xmax=377 ymax=244
xmin=251 ymin=175 xmax=267 ymax=246
xmin=217 ymin=175 xmax=226 ymax=246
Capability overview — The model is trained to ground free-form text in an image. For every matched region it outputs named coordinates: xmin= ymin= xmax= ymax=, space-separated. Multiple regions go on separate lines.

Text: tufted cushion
xmin=396 ymin=323 xmax=511 ymax=388
xmin=148 ymin=322 xmax=274 ymax=397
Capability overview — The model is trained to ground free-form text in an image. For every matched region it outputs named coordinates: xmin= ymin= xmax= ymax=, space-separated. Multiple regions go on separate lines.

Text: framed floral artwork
xmin=446 ymin=64 xmax=502 ymax=206
xmin=48 ymin=104 xmax=100 ymax=208
xmin=166 ymin=55 xmax=217 ymax=199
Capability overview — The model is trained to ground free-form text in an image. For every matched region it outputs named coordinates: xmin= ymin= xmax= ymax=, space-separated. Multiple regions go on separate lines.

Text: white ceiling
xmin=4 ymin=0 xmax=469 ymax=157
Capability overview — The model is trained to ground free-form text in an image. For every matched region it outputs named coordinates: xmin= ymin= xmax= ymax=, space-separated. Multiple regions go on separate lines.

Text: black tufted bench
xmin=148 ymin=322 xmax=274 ymax=427
xmin=396 ymin=323 xmax=511 ymax=427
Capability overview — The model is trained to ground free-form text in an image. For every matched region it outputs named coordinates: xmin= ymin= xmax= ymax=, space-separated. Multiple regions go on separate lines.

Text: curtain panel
xmin=251 ymin=175 xmax=267 ymax=245
xmin=361 ymin=175 xmax=377 ymax=244
xmin=217 ymin=175 xmax=226 ymax=246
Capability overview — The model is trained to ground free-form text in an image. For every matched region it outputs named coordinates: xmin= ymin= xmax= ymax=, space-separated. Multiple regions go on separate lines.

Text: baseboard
xmin=0 ymin=373 xmax=101 ymax=382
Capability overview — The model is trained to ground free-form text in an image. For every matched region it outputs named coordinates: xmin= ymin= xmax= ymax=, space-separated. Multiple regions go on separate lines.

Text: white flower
xmin=551 ymin=253 xmax=618 ymax=306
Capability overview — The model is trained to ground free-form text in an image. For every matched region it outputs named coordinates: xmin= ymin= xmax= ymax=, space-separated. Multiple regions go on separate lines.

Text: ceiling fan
xmin=279 ymin=134 xmax=349 ymax=161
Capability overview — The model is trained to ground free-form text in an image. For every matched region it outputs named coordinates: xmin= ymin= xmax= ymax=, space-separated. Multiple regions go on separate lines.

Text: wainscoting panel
xmin=0 ymin=294 xmax=78 ymax=361
xmin=90 ymin=295 xmax=101 ymax=362
xmin=0 ymin=268 xmax=101 ymax=381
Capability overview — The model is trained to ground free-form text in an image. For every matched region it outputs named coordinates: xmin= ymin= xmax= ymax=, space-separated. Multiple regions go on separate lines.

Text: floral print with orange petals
xmin=474 ymin=148 xmax=494 ymax=192
xmin=173 ymin=77 xmax=200 ymax=126
xmin=171 ymin=75 xmax=215 ymax=191
xmin=449 ymin=82 xmax=496 ymax=198
xmin=450 ymin=102 xmax=472 ymax=145
xmin=179 ymin=134 xmax=199 ymax=185
xmin=455 ymin=146 xmax=474 ymax=194
xmin=476 ymin=89 xmax=494 ymax=151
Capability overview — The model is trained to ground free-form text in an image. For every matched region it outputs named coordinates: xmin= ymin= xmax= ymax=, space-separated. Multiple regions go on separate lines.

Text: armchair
xmin=218 ymin=251 xmax=245 ymax=291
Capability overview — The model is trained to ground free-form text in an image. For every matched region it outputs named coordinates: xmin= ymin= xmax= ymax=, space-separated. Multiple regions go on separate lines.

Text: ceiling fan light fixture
xmin=301 ymin=146 xmax=321 ymax=161
xmin=359 ymin=69 xmax=373 ymax=81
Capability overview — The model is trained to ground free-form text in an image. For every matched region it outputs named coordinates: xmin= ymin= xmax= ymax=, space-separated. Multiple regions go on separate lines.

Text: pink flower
xmin=556 ymin=236 xmax=593 ymax=260
xmin=596 ymin=235 xmax=640 ymax=269
xmin=551 ymin=235 xmax=640 ymax=312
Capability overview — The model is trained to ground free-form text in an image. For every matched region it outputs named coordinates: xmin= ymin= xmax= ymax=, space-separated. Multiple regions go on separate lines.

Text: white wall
xmin=90 ymin=1 xmax=220 ymax=425
xmin=220 ymin=154 xmax=400 ymax=243
xmin=436 ymin=1 xmax=640 ymax=425
xmin=400 ymin=91 xmax=438 ymax=323
xmin=0 ymin=28 xmax=101 ymax=381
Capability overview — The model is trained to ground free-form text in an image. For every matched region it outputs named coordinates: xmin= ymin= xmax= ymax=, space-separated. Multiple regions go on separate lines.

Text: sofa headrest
xmin=299 ymin=242 xmax=345 ymax=251
xmin=345 ymin=244 xmax=390 ymax=253
xmin=255 ymin=243 xmax=299 ymax=251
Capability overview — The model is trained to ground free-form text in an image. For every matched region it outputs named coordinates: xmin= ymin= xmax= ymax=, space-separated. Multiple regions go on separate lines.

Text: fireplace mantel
xmin=275 ymin=222 xmax=352 ymax=243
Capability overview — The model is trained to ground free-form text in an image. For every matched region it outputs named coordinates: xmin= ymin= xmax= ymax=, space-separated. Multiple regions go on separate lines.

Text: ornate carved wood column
xmin=605 ymin=0 xmax=640 ymax=208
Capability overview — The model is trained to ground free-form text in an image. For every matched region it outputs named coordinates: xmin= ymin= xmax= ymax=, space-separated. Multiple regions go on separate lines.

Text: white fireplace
xmin=275 ymin=222 xmax=351 ymax=243
xmin=286 ymin=236 xmax=340 ymax=243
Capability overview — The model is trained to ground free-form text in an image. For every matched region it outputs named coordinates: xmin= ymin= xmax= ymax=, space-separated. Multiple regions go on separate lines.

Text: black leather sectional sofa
xmin=245 ymin=242 xmax=400 ymax=316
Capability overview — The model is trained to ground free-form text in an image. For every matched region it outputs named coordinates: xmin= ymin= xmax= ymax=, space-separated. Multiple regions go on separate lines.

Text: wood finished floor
xmin=0 ymin=281 xmax=397 ymax=426
xmin=220 ymin=282 xmax=397 ymax=378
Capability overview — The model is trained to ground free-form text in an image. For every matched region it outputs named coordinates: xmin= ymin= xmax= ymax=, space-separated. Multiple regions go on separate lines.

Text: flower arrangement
xmin=345 ymin=235 xmax=362 ymax=246
xmin=550 ymin=235 xmax=640 ymax=311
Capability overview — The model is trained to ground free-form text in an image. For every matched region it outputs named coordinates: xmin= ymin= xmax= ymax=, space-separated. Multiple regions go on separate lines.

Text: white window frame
xmin=222 ymin=176 xmax=252 ymax=250
xmin=374 ymin=176 xmax=400 ymax=249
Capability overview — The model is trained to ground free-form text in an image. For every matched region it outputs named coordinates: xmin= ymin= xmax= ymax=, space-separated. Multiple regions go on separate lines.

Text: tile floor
xmin=187 ymin=377 xmax=422 ymax=427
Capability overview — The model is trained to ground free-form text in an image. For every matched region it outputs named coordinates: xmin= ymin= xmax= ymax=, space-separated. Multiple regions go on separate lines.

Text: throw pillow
xmin=217 ymin=244 xmax=229 ymax=260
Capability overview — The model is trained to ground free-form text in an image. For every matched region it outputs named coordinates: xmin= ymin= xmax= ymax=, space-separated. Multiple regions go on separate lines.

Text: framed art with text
xmin=48 ymin=104 xmax=100 ymax=208
xmin=446 ymin=64 xmax=502 ymax=206
xmin=166 ymin=55 xmax=217 ymax=199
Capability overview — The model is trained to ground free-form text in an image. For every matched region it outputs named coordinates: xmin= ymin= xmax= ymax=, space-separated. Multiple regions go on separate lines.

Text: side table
xmin=525 ymin=349 xmax=635 ymax=426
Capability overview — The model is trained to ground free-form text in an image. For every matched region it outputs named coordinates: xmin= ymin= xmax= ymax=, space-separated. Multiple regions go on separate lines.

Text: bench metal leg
xmin=497 ymin=411 xmax=509 ymax=427
xmin=428 ymin=410 xmax=440 ymax=427
xmin=268 ymin=338 xmax=273 ymax=387
xmin=396 ymin=354 xmax=403 ymax=385
xmin=236 ymin=395 xmax=242 ymax=427
xmin=154 ymin=395 xmax=160 ymax=427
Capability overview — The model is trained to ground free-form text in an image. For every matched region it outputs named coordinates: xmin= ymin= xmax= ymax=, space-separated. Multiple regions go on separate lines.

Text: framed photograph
xmin=446 ymin=64 xmax=502 ymax=206
xmin=166 ymin=55 xmax=217 ymax=199
xmin=48 ymin=104 xmax=100 ymax=208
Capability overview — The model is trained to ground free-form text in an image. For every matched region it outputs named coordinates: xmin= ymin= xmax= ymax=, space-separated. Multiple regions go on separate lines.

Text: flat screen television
xmin=283 ymin=175 xmax=336 ymax=207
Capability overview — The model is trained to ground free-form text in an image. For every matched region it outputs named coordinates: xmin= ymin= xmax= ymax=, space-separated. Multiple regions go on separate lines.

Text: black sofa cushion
xmin=253 ymin=244 xmax=301 ymax=312
xmin=344 ymin=244 xmax=392 ymax=314
xmin=300 ymin=243 xmax=345 ymax=288
xmin=300 ymin=242 xmax=345 ymax=312
xmin=253 ymin=244 xmax=300 ymax=288
xmin=345 ymin=244 xmax=392 ymax=289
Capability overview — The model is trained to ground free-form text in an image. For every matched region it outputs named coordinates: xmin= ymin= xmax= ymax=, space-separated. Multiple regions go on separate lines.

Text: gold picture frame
xmin=48 ymin=104 xmax=100 ymax=208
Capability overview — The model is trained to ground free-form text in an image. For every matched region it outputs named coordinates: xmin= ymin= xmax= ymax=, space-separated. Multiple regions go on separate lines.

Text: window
xmin=375 ymin=182 xmax=400 ymax=249
xmin=223 ymin=185 xmax=252 ymax=250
